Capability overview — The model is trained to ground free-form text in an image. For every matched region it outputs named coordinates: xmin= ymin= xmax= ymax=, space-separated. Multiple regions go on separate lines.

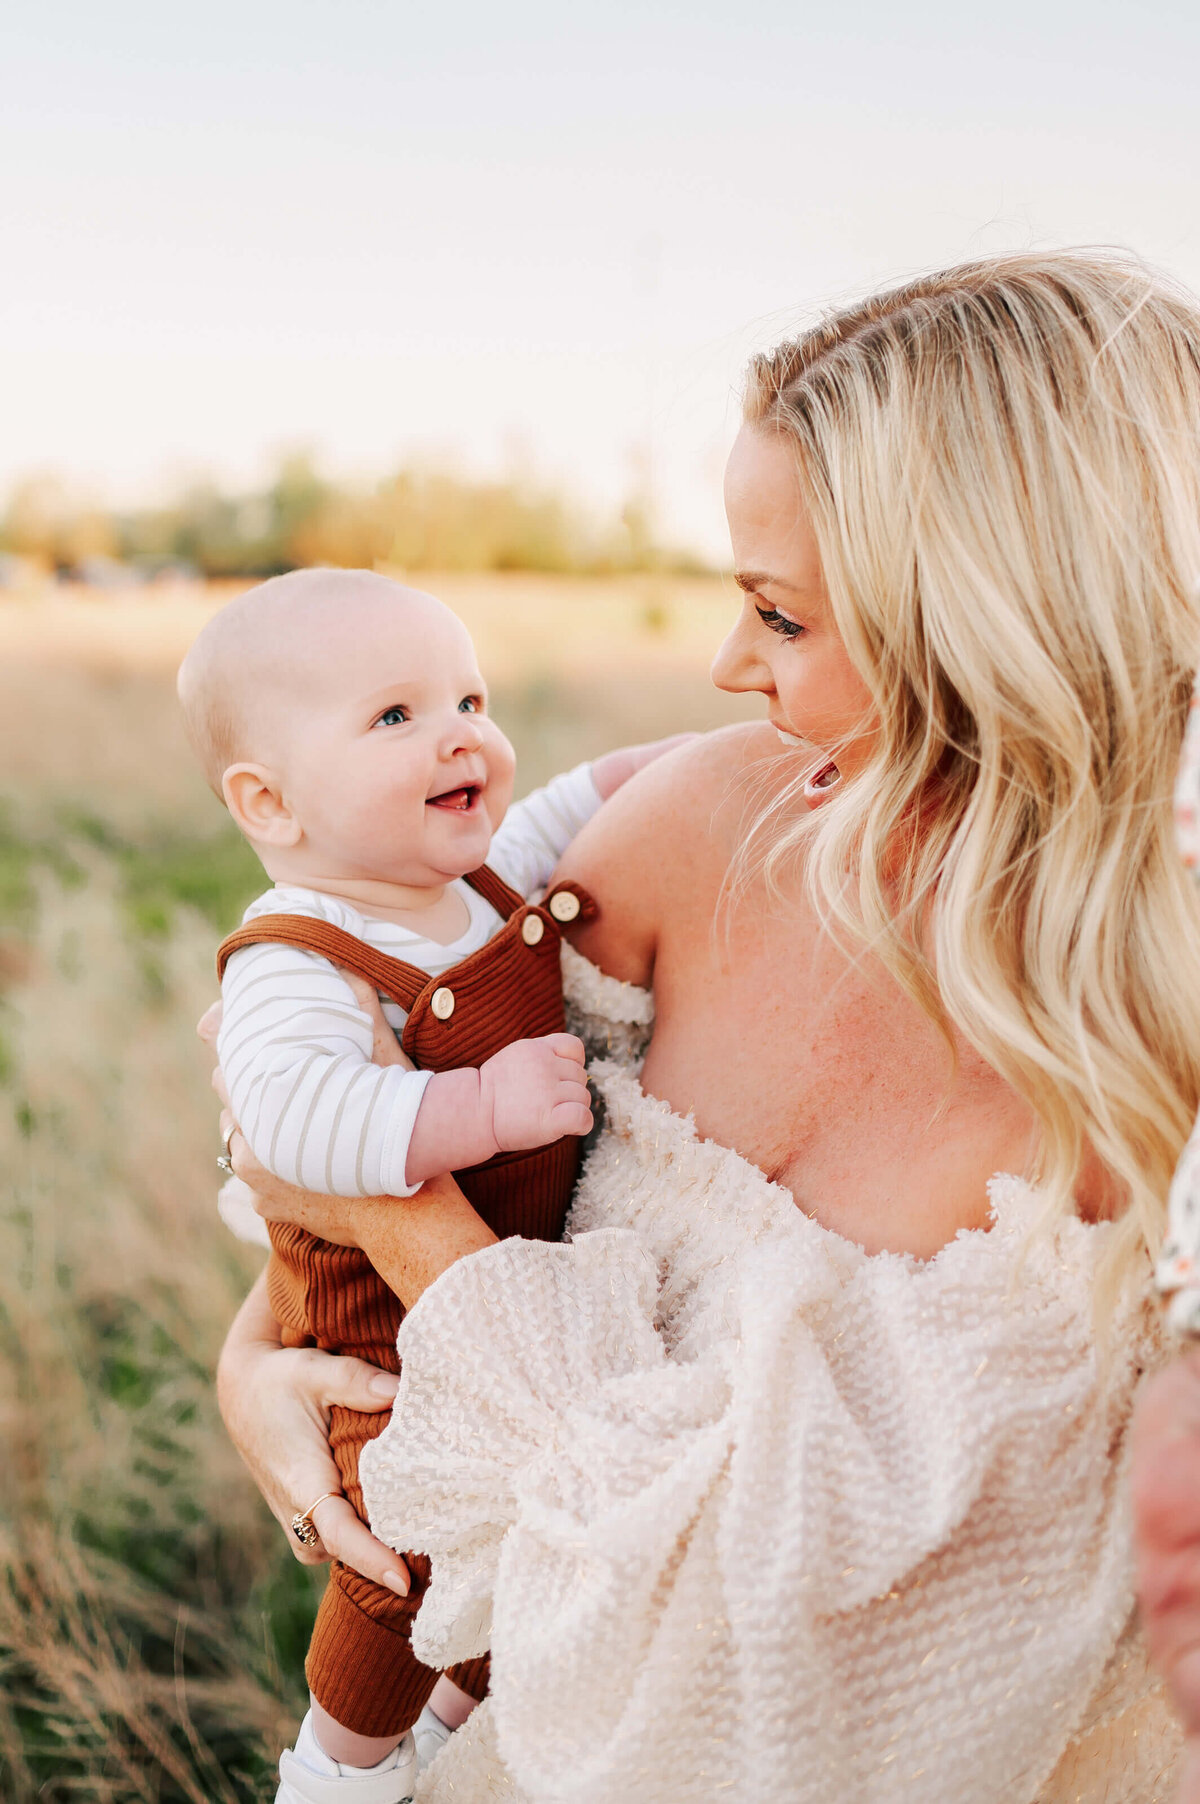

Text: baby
xmin=179 ymin=568 xmax=681 ymax=1804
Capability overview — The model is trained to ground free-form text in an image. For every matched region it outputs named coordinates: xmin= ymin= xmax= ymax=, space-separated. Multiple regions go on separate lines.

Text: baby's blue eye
xmin=377 ymin=706 xmax=408 ymax=726
xmin=459 ymin=696 xmax=482 ymax=714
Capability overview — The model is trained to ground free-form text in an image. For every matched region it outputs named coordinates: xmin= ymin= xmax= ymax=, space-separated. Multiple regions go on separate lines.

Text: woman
xmin=217 ymin=251 xmax=1200 ymax=1802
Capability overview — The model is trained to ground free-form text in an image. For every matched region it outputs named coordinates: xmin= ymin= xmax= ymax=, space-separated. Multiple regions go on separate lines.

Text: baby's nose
xmin=443 ymin=713 xmax=484 ymax=752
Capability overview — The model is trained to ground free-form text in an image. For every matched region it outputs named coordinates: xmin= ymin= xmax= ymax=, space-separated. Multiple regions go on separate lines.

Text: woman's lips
xmin=426 ymin=785 xmax=481 ymax=813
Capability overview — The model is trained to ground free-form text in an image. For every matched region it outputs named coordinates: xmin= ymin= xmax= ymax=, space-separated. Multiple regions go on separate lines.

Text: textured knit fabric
xmin=358 ymin=952 xmax=1181 ymax=1804
xmin=217 ymin=764 xmax=601 ymax=1200
xmin=1157 ymin=671 xmax=1200 ymax=1333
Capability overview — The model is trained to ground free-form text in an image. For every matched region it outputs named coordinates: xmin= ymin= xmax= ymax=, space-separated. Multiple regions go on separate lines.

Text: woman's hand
xmin=1131 ymin=1347 xmax=1200 ymax=1802
xmin=218 ymin=1105 xmax=384 ymax=1247
xmin=216 ymin=1269 xmax=411 ymax=1593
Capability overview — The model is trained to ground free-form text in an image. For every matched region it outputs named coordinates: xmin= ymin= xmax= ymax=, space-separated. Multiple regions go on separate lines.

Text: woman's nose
xmin=711 ymin=612 xmax=772 ymax=697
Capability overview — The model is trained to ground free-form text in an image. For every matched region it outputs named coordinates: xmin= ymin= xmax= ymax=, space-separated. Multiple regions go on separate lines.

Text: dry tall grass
xmin=0 ymin=852 xmax=301 ymax=1801
xmin=0 ymin=578 xmax=756 ymax=1800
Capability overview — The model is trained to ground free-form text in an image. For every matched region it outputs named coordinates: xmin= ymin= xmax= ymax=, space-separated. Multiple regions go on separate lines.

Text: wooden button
xmin=430 ymin=986 xmax=455 ymax=1020
xmin=549 ymin=890 xmax=581 ymax=923
xmin=521 ymin=913 xmax=545 ymax=946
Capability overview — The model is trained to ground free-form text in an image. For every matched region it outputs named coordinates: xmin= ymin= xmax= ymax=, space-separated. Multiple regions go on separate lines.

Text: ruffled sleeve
xmin=361 ymin=1141 xmax=1169 ymax=1804
xmin=361 ymin=1229 xmax=670 ymax=1658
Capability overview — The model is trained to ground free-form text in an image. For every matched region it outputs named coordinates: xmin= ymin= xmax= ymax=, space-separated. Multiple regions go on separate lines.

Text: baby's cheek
xmin=485 ymin=731 xmax=518 ymax=821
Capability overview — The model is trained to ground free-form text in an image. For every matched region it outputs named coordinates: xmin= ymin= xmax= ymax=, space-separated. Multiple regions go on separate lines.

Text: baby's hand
xmin=405 ymin=1035 xmax=593 ymax=1185
xmin=591 ymin=732 xmax=699 ymax=801
xmin=480 ymin=1033 xmax=593 ymax=1151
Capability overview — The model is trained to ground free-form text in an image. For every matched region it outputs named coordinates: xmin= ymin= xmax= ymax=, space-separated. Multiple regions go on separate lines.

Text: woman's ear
xmin=222 ymin=763 xmax=303 ymax=848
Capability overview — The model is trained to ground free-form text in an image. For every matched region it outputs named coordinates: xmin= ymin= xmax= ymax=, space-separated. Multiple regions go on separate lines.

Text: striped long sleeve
xmin=218 ymin=927 xmax=433 ymax=1197
xmin=487 ymin=763 xmax=601 ymax=898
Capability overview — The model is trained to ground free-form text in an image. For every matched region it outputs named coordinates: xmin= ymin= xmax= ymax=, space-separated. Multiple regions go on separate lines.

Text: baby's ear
xmin=222 ymin=763 xmax=302 ymax=848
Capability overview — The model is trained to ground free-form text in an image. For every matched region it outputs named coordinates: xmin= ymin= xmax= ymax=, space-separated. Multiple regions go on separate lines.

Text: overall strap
xmin=216 ymin=915 xmax=428 ymax=1012
xmin=463 ymin=863 xmax=525 ymax=920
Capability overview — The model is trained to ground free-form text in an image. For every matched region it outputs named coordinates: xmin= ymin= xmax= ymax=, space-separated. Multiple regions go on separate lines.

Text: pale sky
xmin=3 ymin=0 xmax=1199 ymax=559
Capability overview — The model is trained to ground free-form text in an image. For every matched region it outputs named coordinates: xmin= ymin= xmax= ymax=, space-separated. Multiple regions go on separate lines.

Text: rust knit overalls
xmin=216 ymin=866 xmax=596 ymax=1738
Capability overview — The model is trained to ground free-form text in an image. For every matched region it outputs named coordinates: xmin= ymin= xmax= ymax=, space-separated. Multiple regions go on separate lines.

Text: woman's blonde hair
xmin=743 ymin=249 xmax=1200 ymax=1304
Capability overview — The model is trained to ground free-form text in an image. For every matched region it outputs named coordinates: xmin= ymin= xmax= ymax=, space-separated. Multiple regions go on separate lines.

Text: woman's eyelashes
xmin=755 ymin=603 xmax=805 ymax=640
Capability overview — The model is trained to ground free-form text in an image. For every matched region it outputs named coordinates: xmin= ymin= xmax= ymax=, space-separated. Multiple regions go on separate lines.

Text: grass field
xmin=0 ymin=575 xmax=756 ymax=1801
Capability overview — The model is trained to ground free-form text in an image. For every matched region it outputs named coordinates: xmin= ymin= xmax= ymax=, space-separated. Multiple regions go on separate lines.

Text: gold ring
xmin=217 ymin=1119 xmax=237 ymax=1176
xmin=291 ymin=1491 xmax=341 ymax=1547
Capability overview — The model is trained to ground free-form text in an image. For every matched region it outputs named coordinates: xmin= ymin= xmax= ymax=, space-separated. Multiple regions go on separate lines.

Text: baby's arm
xmin=221 ymin=942 xmax=592 ymax=1197
xmin=489 ymin=735 xmax=696 ymax=899
xmin=405 ymin=1033 xmax=591 ymax=1185
xmin=219 ymin=940 xmax=433 ymax=1198
xmin=590 ymin=732 xmax=698 ymax=800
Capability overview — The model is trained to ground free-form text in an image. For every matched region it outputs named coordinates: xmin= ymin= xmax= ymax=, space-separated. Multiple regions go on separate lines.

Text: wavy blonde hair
xmin=742 ymin=249 xmax=1200 ymax=1302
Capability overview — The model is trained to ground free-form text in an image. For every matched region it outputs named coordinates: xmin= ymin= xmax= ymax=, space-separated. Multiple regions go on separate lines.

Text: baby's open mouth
xmin=426 ymin=784 xmax=481 ymax=813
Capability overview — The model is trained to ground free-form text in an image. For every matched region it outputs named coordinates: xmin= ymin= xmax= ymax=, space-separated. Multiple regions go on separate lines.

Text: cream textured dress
xmin=360 ymin=945 xmax=1181 ymax=1804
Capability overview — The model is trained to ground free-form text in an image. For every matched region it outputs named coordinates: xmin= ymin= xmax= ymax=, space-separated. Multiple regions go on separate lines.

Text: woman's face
xmin=714 ymin=425 xmax=878 ymax=786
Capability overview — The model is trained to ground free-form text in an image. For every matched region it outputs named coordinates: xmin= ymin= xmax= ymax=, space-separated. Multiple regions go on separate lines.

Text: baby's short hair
xmin=178 ymin=567 xmax=401 ymax=798
xmin=178 ymin=573 xmax=284 ymax=796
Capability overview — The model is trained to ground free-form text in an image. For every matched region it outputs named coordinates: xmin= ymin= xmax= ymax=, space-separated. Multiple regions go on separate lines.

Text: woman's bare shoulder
xmin=554 ymin=724 xmax=774 ymax=984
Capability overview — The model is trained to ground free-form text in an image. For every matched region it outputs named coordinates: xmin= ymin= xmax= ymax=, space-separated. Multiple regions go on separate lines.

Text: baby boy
xmin=178 ymin=568 xmax=680 ymax=1804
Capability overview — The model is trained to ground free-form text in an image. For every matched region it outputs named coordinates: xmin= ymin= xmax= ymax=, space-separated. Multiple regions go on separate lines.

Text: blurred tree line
xmin=0 ymin=456 xmax=703 ymax=580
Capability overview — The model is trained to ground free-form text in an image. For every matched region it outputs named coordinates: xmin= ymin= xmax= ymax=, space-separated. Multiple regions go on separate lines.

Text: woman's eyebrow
xmin=734 ymin=570 xmax=802 ymax=593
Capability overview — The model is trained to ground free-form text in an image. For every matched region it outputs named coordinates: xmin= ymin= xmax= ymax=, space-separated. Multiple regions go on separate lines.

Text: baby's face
xmin=270 ymin=586 xmax=516 ymax=888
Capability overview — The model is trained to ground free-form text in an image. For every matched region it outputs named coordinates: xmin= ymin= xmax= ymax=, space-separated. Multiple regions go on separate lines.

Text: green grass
xmin=52 ymin=808 xmax=264 ymax=940
xmin=0 ymin=813 xmax=316 ymax=1802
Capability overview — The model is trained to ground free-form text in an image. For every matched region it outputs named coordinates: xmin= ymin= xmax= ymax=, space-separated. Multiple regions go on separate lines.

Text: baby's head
xmin=178 ymin=568 xmax=516 ymax=891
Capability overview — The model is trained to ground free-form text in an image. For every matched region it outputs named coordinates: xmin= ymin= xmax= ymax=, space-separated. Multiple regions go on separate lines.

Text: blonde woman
xmin=215 ymin=251 xmax=1200 ymax=1802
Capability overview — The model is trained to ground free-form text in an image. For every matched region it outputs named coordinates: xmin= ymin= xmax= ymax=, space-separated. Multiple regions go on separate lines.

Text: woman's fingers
xmin=199 ymin=1000 xmax=232 ymax=1106
xmin=197 ymin=999 xmax=224 ymax=1049
xmin=299 ymin=1357 xmax=408 ymax=1588
xmin=219 ymin=1107 xmax=267 ymax=1190
xmin=217 ymin=1280 xmax=410 ymax=1590
xmin=215 ymin=1105 xmax=366 ymax=1244
xmin=318 ymin=1353 xmax=400 ymax=1414
xmin=218 ymin=1109 xmax=314 ymax=1230
xmin=310 ymin=1495 xmax=411 ymax=1594
xmin=341 ymin=971 xmax=415 ymax=1069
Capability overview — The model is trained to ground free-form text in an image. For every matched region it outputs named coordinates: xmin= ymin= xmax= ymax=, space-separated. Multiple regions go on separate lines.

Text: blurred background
xmin=2 ymin=1 xmax=1199 ymax=1796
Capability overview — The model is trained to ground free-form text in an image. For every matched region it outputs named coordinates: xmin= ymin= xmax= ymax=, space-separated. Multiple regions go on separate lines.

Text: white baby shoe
xmin=412 ymin=1704 xmax=453 ymax=1774
xmin=275 ymin=1716 xmax=417 ymax=1804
